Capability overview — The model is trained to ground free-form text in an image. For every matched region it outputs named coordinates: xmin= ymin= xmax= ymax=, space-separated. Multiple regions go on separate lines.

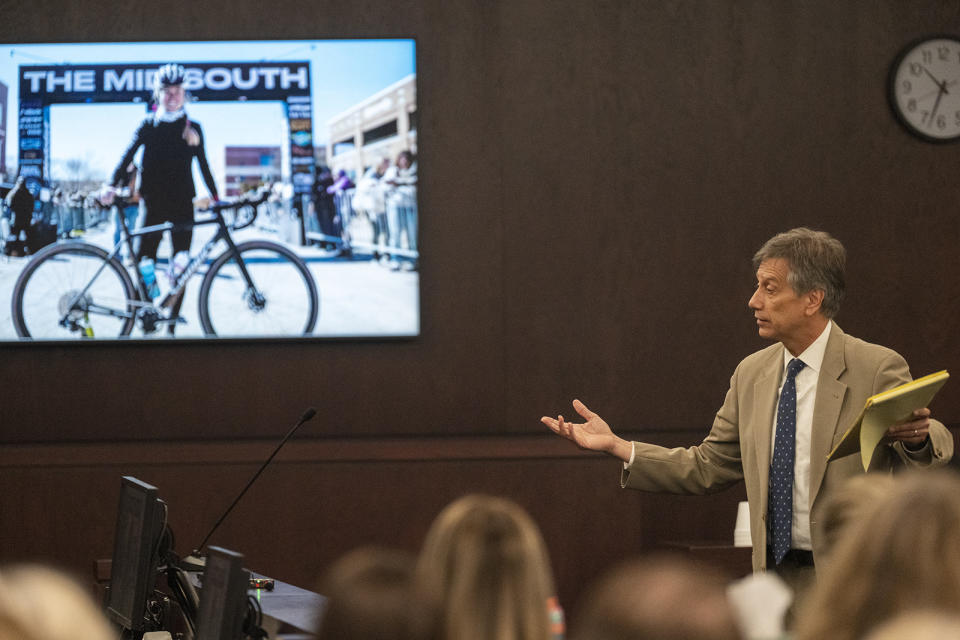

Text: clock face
xmin=890 ymin=36 xmax=960 ymax=142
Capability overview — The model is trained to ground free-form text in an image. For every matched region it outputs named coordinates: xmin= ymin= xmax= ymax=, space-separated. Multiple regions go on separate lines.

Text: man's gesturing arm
xmin=541 ymin=399 xmax=634 ymax=462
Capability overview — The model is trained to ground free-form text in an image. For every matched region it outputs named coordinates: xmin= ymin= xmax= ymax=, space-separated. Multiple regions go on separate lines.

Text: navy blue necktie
xmin=769 ymin=358 xmax=805 ymax=566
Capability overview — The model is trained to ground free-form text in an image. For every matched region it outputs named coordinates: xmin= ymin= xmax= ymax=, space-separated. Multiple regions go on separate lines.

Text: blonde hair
xmin=794 ymin=470 xmax=960 ymax=640
xmin=416 ymin=495 xmax=556 ymax=640
xmin=815 ymin=472 xmax=896 ymax=561
xmin=0 ymin=565 xmax=116 ymax=640
xmin=864 ymin=610 xmax=960 ymax=640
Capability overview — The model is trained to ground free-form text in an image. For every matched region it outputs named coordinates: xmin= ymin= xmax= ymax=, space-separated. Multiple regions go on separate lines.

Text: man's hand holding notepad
xmin=827 ymin=370 xmax=950 ymax=471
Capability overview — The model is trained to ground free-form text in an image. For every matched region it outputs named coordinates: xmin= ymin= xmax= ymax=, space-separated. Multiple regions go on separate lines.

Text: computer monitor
xmin=195 ymin=546 xmax=250 ymax=640
xmin=105 ymin=476 xmax=166 ymax=632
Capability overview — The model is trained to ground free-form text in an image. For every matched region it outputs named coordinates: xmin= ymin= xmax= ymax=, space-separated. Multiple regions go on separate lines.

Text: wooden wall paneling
xmin=0 ymin=432 xmax=745 ymax=609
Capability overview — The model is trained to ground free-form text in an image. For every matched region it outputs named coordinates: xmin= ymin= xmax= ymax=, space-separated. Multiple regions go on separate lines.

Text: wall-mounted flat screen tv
xmin=0 ymin=39 xmax=418 ymax=342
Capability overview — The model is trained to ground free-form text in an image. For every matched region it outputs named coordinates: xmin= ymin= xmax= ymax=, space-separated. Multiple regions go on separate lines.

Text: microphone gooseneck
xmin=191 ymin=407 xmax=317 ymax=556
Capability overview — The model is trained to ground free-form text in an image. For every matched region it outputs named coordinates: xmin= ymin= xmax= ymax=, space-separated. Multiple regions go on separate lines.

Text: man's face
xmin=161 ymin=84 xmax=186 ymax=112
xmin=748 ymin=258 xmax=816 ymax=343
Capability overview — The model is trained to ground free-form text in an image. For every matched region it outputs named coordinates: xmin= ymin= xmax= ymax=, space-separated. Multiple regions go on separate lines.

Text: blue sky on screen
xmin=0 ymin=39 xmax=415 ymax=189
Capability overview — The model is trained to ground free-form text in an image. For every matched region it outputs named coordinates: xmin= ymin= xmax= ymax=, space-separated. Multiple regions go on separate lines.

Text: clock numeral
xmin=902 ymin=80 xmax=912 ymax=94
xmin=937 ymin=114 xmax=947 ymax=130
xmin=954 ymin=111 xmax=960 ymax=127
xmin=921 ymin=50 xmax=932 ymax=64
xmin=939 ymin=46 xmax=951 ymax=61
xmin=907 ymin=98 xmax=917 ymax=113
xmin=910 ymin=62 xmax=923 ymax=76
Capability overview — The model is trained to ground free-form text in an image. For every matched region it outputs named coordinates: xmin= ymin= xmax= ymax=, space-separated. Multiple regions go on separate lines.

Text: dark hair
xmin=570 ymin=554 xmax=739 ymax=640
xmin=753 ymin=227 xmax=846 ymax=318
xmin=315 ymin=547 xmax=426 ymax=640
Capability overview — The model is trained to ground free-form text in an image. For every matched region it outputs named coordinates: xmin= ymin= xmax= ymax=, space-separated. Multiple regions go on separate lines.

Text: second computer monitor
xmin=195 ymin=546 xmax=250 ymax=640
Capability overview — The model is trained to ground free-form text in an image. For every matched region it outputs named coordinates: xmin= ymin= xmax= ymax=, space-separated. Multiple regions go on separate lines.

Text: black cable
xmin=244 ymin=595 xmax=268 ymax=639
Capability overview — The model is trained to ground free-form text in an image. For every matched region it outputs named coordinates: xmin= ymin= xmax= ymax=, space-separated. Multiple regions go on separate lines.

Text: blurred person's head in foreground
xmin=569 ymin=554 xmax=739 ymax=640
xmin=795 ymin=469 xmax=960 ymax=640
xmin=416 ymin=494 xmax=559 ymax=640
xmin=863 ymin=609 xmax=960 ymax=640
xmin=815 ymin=472 xmax=897 ymax=562
xmin=315 ymin=546 xmax=427 ymax=640
xmin=0 ymin=564 xmax=116 ymax=640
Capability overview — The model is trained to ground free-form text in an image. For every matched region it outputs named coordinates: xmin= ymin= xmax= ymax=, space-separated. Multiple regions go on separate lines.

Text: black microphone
xmin=186 ymin=407 xmax=317 ymax=564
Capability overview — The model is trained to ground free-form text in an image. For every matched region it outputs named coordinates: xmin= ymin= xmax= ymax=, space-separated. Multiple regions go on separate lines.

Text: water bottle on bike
xmin=168 ymin=250 xmax=189 ymax=285
xmin=139 ymin=257 xmax=161 ymax=299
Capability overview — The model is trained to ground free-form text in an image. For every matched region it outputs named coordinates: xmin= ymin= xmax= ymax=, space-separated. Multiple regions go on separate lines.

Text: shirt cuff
xmin=902 ymin=437 xmax=932 ymax=457
xmin=623 ymin=442 xmax=636 ymax=469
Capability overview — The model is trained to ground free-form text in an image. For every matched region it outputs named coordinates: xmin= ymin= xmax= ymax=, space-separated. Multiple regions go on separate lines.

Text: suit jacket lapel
xmin=752 ymin=345 xmax=784 ymax=521
xmin=808 ymin=323 xmax=848 ymax=507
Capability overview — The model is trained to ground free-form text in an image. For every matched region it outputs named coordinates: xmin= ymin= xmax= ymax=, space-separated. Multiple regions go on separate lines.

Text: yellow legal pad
xmin=827 ymin=370 xmax=950 ymax=471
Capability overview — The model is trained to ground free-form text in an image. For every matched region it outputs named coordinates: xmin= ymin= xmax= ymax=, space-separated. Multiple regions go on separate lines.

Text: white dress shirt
xmin=770 ymin=320 xmax=832 ymax=550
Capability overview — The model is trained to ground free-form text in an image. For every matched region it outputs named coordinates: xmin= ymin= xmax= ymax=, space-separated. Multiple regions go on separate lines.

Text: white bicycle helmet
xmin=153 ymin=63 xmax=186 ymax=91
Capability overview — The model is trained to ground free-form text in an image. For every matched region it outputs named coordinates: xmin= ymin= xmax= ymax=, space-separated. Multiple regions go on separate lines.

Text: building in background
xmin=224 ymin=145 xmax=282 ymax=196
xmin=326 ymin=74 xmax=416 ymax=180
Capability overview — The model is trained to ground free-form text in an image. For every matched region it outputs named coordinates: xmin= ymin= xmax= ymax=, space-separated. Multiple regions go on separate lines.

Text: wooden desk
xmin=657 ymin=541 xmax=753 ymax=579
xmin=252 ymin=575 xmax=325 ymax=638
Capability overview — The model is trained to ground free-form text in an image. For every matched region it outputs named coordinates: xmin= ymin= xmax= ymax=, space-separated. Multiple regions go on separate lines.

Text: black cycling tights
xmin=136 ymin=198 xmax=194 ymax=262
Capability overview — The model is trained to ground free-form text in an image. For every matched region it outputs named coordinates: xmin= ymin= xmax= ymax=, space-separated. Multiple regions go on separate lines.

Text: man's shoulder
xmin=738 ymin=341 xmax=783 ymax=370
xmin=834 ymin=327 xmax=905 ymax=369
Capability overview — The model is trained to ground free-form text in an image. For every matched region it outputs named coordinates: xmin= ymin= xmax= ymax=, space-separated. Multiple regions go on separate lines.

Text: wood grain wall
xmin=1 ymin=0 xmax=959 ymax=614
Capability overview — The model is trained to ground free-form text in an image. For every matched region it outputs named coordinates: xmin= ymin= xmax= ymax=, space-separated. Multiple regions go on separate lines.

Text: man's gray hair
xmin=753 ymin=227 xmax=846 ymax=318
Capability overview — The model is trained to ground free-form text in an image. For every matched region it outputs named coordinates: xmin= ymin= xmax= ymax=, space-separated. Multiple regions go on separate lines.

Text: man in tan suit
xmin=542 ymin=228 xmax=952 ymax=578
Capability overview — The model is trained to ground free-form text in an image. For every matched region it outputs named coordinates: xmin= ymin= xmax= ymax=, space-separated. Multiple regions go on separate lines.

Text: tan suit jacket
xmin=622 ymin=323 xmax=953 ymax=571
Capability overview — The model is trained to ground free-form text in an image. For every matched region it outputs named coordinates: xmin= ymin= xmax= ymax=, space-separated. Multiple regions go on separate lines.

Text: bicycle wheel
xmin=198 ymin=240 xmax=319 ymax=337
xmin=11 ymin=242 xmax=138 ymax=339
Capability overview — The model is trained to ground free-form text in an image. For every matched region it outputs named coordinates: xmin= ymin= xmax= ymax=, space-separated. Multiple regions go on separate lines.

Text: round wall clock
xmin=889 ymin=35 xmax=960 ymax=142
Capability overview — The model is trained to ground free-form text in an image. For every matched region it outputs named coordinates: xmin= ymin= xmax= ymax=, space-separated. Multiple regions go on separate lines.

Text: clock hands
xmin=914 ymin=80 xmax=958 ymax=102
xmin=929 ymin=85 xmax=946 ymax=128
xmin=921 ymin=66 xmax=950 ymax=129
xmin=921 ymin=66 xmax=949 ymax=93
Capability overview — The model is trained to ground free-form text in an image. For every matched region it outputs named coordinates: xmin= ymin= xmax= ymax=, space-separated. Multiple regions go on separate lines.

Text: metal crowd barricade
xmin=309 ymin=188 xmax=419 ymax=261
xmin=304 ymin=188 xmax=355 ymax=248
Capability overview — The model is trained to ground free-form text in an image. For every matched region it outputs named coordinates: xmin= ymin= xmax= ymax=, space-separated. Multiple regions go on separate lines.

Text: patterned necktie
xmin=769 ymin=358 xmax=806 ymax=565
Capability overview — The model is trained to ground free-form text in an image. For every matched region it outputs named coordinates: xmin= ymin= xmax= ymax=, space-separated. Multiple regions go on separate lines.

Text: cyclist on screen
xmin=111 ymin=63 xmax=219 ymax=270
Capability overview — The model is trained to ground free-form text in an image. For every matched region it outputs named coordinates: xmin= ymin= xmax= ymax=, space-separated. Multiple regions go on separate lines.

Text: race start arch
xmin=16 ymin=61 xmax=315 ymax=194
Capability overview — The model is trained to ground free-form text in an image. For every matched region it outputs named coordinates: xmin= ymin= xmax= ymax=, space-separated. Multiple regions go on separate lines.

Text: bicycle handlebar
xmin=201 ymin=190 xmax=271 ymax=213
xmin=199 ymin=190 xmax=271 ymax=230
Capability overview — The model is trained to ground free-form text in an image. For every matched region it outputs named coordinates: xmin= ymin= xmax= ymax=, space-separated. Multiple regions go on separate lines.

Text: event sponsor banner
xmin=286 ymin=96 xmax=314 ymax=194
xmin=19 ymin=62 xmax=311 ymax=104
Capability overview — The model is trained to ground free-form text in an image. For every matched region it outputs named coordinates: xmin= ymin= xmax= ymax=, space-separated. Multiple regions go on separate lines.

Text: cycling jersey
xmin=112 ymin=114 xmax=218 ymax=202
xmin=112 ymin=113 xmax=219 ymax=263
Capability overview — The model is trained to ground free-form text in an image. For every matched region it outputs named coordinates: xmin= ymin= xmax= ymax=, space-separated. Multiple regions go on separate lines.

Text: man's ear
xmin=804 ymin=289 xmax=825 ymax=316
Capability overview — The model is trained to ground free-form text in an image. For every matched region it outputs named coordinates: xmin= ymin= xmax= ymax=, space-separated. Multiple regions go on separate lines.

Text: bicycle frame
xmin=58 ymin=197 xmax=265 ymax=332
